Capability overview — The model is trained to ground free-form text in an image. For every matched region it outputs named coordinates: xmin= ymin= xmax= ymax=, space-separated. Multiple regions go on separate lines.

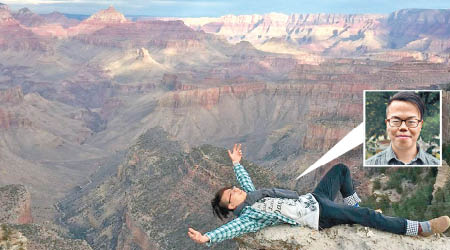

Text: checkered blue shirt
xmin=205 ymin=163 xmax=298 ymax=246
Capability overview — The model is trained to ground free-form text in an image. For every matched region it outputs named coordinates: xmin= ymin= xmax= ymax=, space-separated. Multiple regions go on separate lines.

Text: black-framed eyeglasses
xmin=386 ymin=118 xmax=422 ymax=128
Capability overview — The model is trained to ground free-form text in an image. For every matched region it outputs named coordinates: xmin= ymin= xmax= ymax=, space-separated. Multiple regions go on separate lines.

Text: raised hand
xmin=228 ymin=144 xmax=243 ymax=164
xmin=187 ymin=227 xmax=209 ymax=244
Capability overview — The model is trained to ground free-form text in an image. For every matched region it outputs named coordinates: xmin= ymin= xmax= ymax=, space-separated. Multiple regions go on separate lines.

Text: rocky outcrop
xmin=0 ymin=108 xmax=32 ymax=129
xmin=387 ymin=9 xmax=450 ymax=39
xmin=0 ymin=184 xmax=32 ymax=224
xmin=302 ymin=124 xmax=353 ymax=151
xmin=71 ymin=18 xmax=205 ymax=50
xmin=0 ymin=87 xmax=31 ymax=129
xmin=0 ymin=86 xmax=24 ymax=105
xmin=0 ymin=3 xmax=15 ymax=25
xmin=159 ymin=83 xmax=266 ymax=109
xmin=31 ymin=23 xmax=68 ymax=37
xmin=11 ymin=9 xmax=78 ymax=37
xmin=433 ymin=161 xmax=450 ymax=198
xmin=177 ymin=9 xmax=450 ymax=54
xmin=182 ymin=13 xmax=385 ymax=41
xmin=116 ymin=210 xmax=160 ymax=250
xmin=60 ymin=128 xmax=277 ymax=249
xmin=236 ymin=224 xmax=450 ymax=250
xmin=179 ymin=12 xmax=386 ymax=56
xmin=12 ymin=7 xmax=46 ymax=27
xmin=0 ymin=4 xmax=48 ymax=51
xmin=84 ymin=6 xmax=127 ymax=24
xmin=67 ymin=6 xmax=129 ymax=36
xmin=1 ymin=223 xmax=92 ymax=250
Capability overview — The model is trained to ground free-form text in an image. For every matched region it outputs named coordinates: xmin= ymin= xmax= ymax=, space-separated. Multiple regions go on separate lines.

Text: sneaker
xmin=420 ymin=216 xmax=450 ymax=237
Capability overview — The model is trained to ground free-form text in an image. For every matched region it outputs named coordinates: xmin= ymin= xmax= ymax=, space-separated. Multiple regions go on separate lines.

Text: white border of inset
xmin=363 ymin=89 xmax=442 ymax=167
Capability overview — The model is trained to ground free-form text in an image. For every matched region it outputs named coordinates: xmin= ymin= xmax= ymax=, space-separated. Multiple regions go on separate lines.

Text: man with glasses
xmin=366 ymin=91 xmax=440 ymax=165
xmin=187 ymin=144 xmax=449 ymax=246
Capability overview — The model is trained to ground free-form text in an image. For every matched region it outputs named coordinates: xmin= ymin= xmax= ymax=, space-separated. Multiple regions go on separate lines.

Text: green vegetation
xmin=1 ymin=224 xmax=12 ymax=241
xmin=0 ymin=224 xmax=26 ymax=250
xmin=372 ymin=178 xmax=381 ymax=190
xmin=361 ymin=168 xmax=439 ymax=221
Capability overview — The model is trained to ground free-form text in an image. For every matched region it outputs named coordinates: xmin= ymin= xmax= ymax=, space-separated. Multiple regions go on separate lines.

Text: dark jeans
xmin=312 ymin=164 xmax=407 ymax=235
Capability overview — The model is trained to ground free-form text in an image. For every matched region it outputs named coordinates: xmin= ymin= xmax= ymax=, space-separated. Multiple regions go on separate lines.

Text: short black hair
xmin=386 ymin=92 xmax=425 ymax=120
xmin=211 ymin=186 xmax=233 ymax=220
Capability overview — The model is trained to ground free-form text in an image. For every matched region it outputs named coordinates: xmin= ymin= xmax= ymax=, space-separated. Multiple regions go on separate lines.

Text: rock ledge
xmin=236 ymin=224 xmax=450 ymax=250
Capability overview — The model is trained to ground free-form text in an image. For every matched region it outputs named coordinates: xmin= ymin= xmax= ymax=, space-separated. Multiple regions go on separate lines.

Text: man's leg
xmin=316 ymin=195 xmax=411 ymax=235
xmin=313 ymin=164 xmax=361 ymax=206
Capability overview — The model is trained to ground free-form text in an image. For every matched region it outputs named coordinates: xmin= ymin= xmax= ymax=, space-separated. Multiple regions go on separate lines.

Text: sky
xmin=2 ymin=0 xmax=449 ymax=17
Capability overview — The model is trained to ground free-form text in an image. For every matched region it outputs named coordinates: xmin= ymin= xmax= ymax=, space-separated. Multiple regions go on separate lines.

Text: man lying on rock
xmin=187 ymin=144 xmax=450 ymax=246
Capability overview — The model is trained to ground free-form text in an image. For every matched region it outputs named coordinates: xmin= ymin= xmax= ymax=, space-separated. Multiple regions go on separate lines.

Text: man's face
xmin=386 ymin=100 xmax=423 ymax=152
xmin=220 ymin=186 xmax=246 ymax=210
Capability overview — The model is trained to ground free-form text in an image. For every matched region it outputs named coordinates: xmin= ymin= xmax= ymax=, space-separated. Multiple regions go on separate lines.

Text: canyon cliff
xmin=0 ymin=3 xmax=449 ymax=250
xmin=60 ymin=128 xmax=277 ymax=250
xmin=177 ymin=9 xmax=450 ymax=55
xmin=0 ymin=184 xmax=92 ymax=250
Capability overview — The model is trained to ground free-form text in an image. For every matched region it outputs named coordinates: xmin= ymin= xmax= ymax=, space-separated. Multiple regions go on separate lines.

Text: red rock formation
xmin=0 ymin=184 xmax=33 ymax=224
xmin=67 ymin=6 xmax=129 ymax=36
xmin=85 ymin=6 xmax=127 ymax=24
xmin=160 ymin=83 xmax=266 ymax=109
xmin=0 ymin=3 xmax=19 ymax=26
xmin=29 ymin=24 xmax=68 ymax=38
xmin=0 ymin=87 xmax=32 ymax=130
xmin=302 ymin=124 xmax=353 ymax=151
xmin=160 ymin=82 xmax=373 ymax=112
xmin=0 ymin=6 xmax=48 ymax=51
xmin=17 ymin=190 xmax=32 ymax=224
xmin=0 ymin=110 xmax=32 ymax=129
xmin=0 ymin=86 xmax=24 ymax=105
xmin=120 ymin=211 xmax=159 ymax=250
xmin=70 ymin=19 xmax=202 ymax=49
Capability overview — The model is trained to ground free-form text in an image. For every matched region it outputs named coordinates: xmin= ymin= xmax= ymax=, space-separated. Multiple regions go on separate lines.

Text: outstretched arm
xmin=205 ymin=216 xmax=259 ymax=245
xmin=188 ymin=216 xmax=259 ymax=246
xmin=228 ymin=143 xmax=243 ymax=165
xmin=228 ymin=144 xmax=255 ymax=192
xmin=187 ymin=228 xmax=209 ymax=244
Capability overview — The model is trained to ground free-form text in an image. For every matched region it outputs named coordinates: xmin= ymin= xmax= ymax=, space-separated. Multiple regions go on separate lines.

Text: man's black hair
xmin=387 ymin=92 xmax=425 ymax=120
xmin=211 ymin=186 xmax=233 ymax=220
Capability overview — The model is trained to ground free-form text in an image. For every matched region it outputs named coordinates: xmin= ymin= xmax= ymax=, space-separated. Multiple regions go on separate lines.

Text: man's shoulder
xmin=420 ymin=151 xmax=441 ymax=166
xmin=365 ymin=148 xmax=389 ymax=166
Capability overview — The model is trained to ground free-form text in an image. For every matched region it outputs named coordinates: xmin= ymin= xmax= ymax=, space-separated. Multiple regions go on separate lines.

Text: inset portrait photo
xmin=364 ymin=90 xmax=442 ymax=167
